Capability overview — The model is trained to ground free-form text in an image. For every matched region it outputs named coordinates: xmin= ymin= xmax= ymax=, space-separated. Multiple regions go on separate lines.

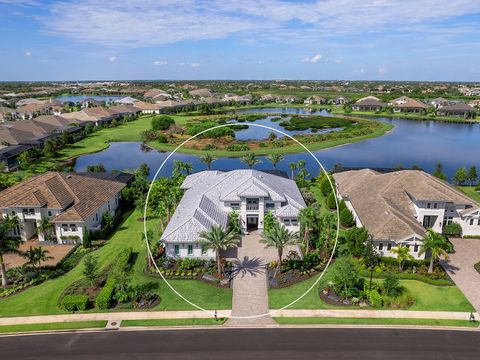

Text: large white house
xmin=334 ymin=169 xmax=480 ymax=259
xmin=0 ymin=172 xmax=131 ymax=244
xmin=161 ymin=170 xmax=306 ymax=259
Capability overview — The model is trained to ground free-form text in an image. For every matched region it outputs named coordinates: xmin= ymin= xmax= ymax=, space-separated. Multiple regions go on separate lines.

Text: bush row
xmin=60 ymin=294 xmax=89 ymax=312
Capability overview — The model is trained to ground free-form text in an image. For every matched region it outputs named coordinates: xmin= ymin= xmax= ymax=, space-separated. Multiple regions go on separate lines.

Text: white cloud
xmin=335 ymin=59 xmax=343 ymax=64
xmin=109 ymin=56 xmax=116 ymax=62
xmin=378 ymin=66 xmax=389 ymax=75
xmin=191 ymin=63 xmax=200 ymax=68
xmin=24 ymin=50 xmax=32 ymax=57
xmin=301 ymin=54 xmax=323 ymax=63
xmin=38 ymin=1 xmax=480 ymax=48
xmin=153 ymin=60 xmax=167 ymax=66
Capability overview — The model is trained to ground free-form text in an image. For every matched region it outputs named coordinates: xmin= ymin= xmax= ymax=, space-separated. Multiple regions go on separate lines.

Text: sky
xmin=1 ymin=0 xmax=480 ymax=81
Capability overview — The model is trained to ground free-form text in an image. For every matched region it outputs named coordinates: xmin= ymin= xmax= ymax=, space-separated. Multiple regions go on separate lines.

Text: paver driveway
xmin=224 ymin=232 xmax=299 ymax=326
xmin=440 ymin=238 xmax=480 ymax=312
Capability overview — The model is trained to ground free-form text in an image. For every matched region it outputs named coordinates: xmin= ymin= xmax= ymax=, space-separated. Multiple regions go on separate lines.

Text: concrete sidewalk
xmin=0 ymin=309 xmax=478 ymax=327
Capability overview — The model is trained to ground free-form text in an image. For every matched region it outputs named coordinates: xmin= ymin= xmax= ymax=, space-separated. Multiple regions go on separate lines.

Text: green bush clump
xmin=95 ymin=277 xmax=116 ymax=310
xmin=280 ymin=115 xmax=352 ymax=131
xmin=366 ymin=289 xmax=383 ymax=307
xmin=60 ymin=294 xmax=89 ymax=312
xmin=157 ymin=134 xmax=168 ymax=143
xmin=151 ymin=115 xmax=175 ymax=131
xmin=443 ymin=222 xmax=462 ymax=236
xmin=327 ymin=192 xmax=337 ymax=209
xmin=225 ymin=144 xmax=249 ymax=151
xmin=340 ymin=207 xmax=354 ymax=227
xmin=186 ymin=121 xmax=234 ymax=138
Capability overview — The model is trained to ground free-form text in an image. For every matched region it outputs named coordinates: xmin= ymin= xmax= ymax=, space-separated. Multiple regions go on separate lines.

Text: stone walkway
xmin=224 ymin=232 xmax=277 ymax=326
xmin=441 ymin=238 xmax=480 ymax=312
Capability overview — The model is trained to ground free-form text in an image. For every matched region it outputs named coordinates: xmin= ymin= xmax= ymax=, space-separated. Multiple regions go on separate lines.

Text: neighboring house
xmin=334 ymin=169 xmax=480 ymax=259
xmin=189 ymin=88 xmax=213 ymax=98
xmin=161 ymin=170 xmax=306 ymax=259
xmin=0 ymin=172 xmax=131 ymax=244
xmin=115 ymin=96 xmax=139 ymax=105
xmin=0 ymin=144 xmax=32 ymax=171
xmin=80 ymin=98 xmax=103 ymax=108
xmin=0 ymin=106 xmax=17 ymax=122
xmin=436 ymin=103 xmax=476 ymax=117
xmin=260 ymin=94 xmax=276 ymax=102
xmin=352 ymin=96 xmax=386 ymax=111
xmin=430 ymin=97 xmax=450 ymax=109
xmin=144 ymin=88 xmax=170 ymax=100
xmin=304 ymin=95 xmax=327 ymax=105
xmin=15 ymin=98 xmax=43 ymax=107
xmin=390 ymin=96 xmax=430 ymax=113
xmin=331 ymin=96 xmax=349 ymax=105
xmin=132 ymin=101 xmax=162 ymax=114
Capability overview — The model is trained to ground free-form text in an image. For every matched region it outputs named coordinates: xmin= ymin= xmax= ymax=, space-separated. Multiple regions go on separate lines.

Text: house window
xmin=291 ymin=218 xmax=298 ymax=226
xmin=478 ymin=219 xmax=480 ymax=226
xmin=201 ymin=247 xmax=207 ymax=256
xmin=470 ymin=219 xmax=474 ymax=226
xmin=414 ymin=245 xmax=419 ymax=253
xmin=70 ymin=224 xmax=77 ymax=231
xmin=283 ymin=218 xmax=291 ymax=225
xmin=265 ymin=203 xmax=275 ymax=209
xmin=62 ymin=224 xmax=68 ymax=231
xmin=47 ymin=211 xmax=52 ymax=217
xmin=187 ymin=245 xmax=193 ymax=256
xmin=387 ymin=243 xmax=392 ymax=251
xmin=11 ymin=211 xmax=16 ymax=216
xmin=426 ymin=203 xmax=431 ymax=209
xmin=230 ymin=203 xmax=240 ymax=210
xmin=378 ymin=243 xmax=384 ymax=251
xmin=108 ymin=203 xmax=111 ymax=211
xmin=433 ymin=203 xmax=438 ymax=209
xmin=174 ymin=245 xmax=179 ymax=256
xmin=29 ymin=208 xmax=34 ymax=214
xmin=96 ymin=213 xmax=98 ymax=221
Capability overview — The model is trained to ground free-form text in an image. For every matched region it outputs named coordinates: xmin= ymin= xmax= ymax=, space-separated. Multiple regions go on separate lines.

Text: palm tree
xmin=199 ymin=225 xmax=241 ymax=275
xmin=288 ymin=162 xmax=297 ymax=179
xmin=36 ymin=217 xmax=54 ymax=242
xmin=298 ymin=206 xmax=316 ymax=254
xmin=182 ymin=162 xmax=194 ymax=175
xmin=260 ymin=222 xmax=298 ymax=277
xmin=267 ymin=154 xmax=284 ymax=170
xmin=200 ymin=153 xmax=217 ymax=171
xmin=419 ymin=229 xmax=453 ymax=273
xmin=0 ymin=215 xmax=22 ymax=286
xmin=241 ymin=152 xmax=261 ymax=169
xmin=391 ymin=245 xmax=414 ymax=272
xmin=23 ymin=246 xmax=53 ymax=269
xmin=297 ymin=159 xmax=306 ymax=170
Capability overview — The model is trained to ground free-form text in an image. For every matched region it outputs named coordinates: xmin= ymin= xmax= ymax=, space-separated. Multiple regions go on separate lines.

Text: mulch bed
xmin=268 ymin=268 xmax=324 ymax=289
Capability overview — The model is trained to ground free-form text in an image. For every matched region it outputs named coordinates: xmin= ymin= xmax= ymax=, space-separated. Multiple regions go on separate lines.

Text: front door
xmin=246 ymin=215 xmax=259 ymax=230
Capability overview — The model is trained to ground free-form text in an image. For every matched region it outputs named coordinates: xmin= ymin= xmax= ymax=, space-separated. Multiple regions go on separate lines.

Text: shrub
xmin=60 ymin=294 xmax=89 ymax=311
xmin=151 ymin=115 xmax=175 ymax=131
xmin=83 ymin=228 xmax=92 ymax=249
xmin=157 ymin=134 xmax=168 ymax=143
xmin=443 ymin=222 xmax=462 ymax=236
xmin=383 ymin=271 xmax=401 ymax=297
xmin=320 ymin=175 xmax=334 ymax=196
xmin=96 ymin=277 xmax=116 ymax=310
xmin=225 ymin=144 xmax=249 ymax=151
xmin=340 ymin=207 xmax=354 ymax=227
xmin=327 ymin=192 xmax=337 ymax=209
xmin=367 ymin=289 xmax=383 ymax=307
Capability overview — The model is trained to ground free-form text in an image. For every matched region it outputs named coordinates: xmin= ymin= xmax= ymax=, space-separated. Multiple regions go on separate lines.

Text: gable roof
xmin=334 ymin=169 xmax=480 ymax=242
xmin=161 ymin=170 xmax=306 ymax=243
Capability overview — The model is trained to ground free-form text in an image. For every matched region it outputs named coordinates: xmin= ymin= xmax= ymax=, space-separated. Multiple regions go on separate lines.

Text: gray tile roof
xmin=161 ymin=170 xmax=306 ymax=243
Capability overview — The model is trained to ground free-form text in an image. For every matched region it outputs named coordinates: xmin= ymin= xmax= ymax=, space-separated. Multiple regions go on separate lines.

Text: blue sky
xmin=1 ymin=0 xmax=480 ymax=81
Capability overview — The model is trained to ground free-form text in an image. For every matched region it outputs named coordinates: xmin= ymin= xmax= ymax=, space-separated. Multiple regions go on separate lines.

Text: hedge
xmin=60 ymin=294 xmax=89 ymax=312
xmin=95 ymin=277 xmax=116 ymax=310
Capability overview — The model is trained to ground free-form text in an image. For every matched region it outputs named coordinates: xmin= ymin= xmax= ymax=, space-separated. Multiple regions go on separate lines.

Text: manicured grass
xmin=121 ymin=318 xmax=226 ymax=327
xmin=0 ymin=321 xmax=108 ymax=334
xmin=0 ymin=211 xmax=231 ymax=317
xmin=269 ymin=271 xmax=474 ymax=312
xmin=458 ymin=186 xmax=480 ymax=203
xmin=274 ymin=317 xmax=478 ymax=327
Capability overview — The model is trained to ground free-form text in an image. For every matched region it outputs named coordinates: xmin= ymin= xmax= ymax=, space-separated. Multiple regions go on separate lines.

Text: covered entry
xmin=246 ymin=215 xmax=259 ymax=231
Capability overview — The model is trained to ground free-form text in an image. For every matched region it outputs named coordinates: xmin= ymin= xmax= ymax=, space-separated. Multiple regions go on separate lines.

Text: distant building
xmin=331 ymin=96 xmax=349 ymax=105
xmin=390 ymin=96 xmax=429 ymax=113
xmin=304 ymin=95 xmax=327 ymax=105
xmin=436 ymin=103 xmax=476 ymax=117
xmin=352 ymin=96 xmax=386 ymax=112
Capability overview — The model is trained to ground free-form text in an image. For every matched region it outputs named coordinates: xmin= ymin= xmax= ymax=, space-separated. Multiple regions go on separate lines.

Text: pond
xmin=73 ymin=108 xmax=480 ymax=180
xmin=56 ymin=95 xmax=124 ymax=103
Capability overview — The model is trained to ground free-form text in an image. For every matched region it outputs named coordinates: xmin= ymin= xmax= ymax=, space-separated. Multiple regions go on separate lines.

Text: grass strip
xmin=274 ymin=317 xmax=478 ymax=327
xmin=121 ymin=318 xmax=226 ymax=327
xmin=0 ymin=321 xmax=108 ymax=334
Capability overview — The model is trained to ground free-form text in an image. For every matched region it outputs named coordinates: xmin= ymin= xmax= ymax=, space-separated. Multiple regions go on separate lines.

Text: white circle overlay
xmin=143 ymin=122 xmax=340 ymax=319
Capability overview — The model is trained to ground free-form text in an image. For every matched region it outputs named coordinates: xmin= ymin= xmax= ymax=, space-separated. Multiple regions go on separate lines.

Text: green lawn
xmin=274 ymin=317 xmax=478 ymax=327
xmin=0 ymin=211 xmax=231 ymax=317
xmin=458 ymin=186 xmax=480 ymax=203
xmin=0 ymin=321 xmax=107 ymax=334
xmin=269 ymin=272 xmax=474 ymax=312
xmin=121 ymin=318 xmax=226 ymax=327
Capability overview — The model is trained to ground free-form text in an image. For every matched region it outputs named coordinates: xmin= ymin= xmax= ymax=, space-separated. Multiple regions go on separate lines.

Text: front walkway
xmin=224 ymin=232 xmax=277 ymax=326
xmin=440 ymin=238 xmax=480 ymax=312
xmin=3 ymin=238 xmax=75 ymax=270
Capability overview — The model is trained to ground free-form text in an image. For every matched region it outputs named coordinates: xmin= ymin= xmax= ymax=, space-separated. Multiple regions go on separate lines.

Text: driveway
xmin=440 ymin=238 xmax=480 ymax=312
xmin=224 ymin=232 xmax=299 ymax=326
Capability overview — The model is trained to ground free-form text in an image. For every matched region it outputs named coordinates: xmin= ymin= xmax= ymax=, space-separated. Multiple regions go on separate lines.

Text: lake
xmin=56 ymin=95 xmax=124 ymax=103
xmin=73 ymin=108 xmax=480 ymax=180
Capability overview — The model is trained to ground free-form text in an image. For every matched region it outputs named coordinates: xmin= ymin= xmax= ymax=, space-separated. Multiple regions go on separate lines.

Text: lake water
xmin=56 ymin=95 xmax=124 ymax=103
xmin=73 ymin=108 xmax=480 ymax=180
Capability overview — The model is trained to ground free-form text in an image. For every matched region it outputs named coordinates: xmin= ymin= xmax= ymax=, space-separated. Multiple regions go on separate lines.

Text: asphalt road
xmin=1 ymin=328 xmax=480 ymax=360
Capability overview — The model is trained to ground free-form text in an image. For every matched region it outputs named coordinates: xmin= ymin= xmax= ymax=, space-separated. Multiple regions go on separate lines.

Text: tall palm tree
xmin=199 ymin=225 xmax=241 ymax=275
xmin=298 ymin=206 xmax=316 ymax=254
xmin=200 ymin=153 xmax=217 ymax=171
xmin=297 ymin=159 xmax=306 ymax=170
xmin=419 ymin=229 xmax=453 ymax=273
xmin=267 ymin=153 xmax=284 ymax=170
xmin=241 ymin=152 xmax=261 ymax=169
xmin=288 ymin=162 xmax=297 ymax=179
xmin=260 ymin=222 xmax=298 ymax=277
xmin=0 ymin=215 xmax=22 ymax=286
xmin=182 ymin=162 xmax=194 ymax=175
xmin=391 ymin=245 xmax=414 ymax=272
xmin=36 ymin=217 xmax=54 ymax=242
xmin=23 ymin=246 xmax=53 ymax=269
